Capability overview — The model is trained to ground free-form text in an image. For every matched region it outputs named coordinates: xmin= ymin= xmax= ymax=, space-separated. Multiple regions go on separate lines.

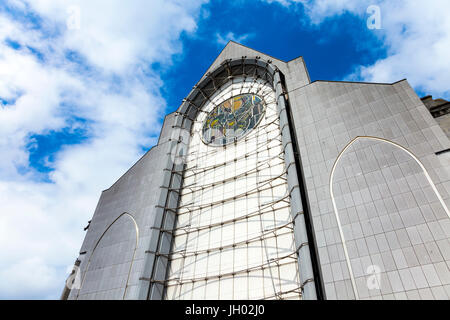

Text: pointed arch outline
xmin=329 ymin=136 xmax=450 ymax=300
xmin=76 ymin=212 xmax=139 ymax=300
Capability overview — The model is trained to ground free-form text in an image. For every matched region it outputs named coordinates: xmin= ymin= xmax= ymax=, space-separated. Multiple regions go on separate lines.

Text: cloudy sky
xmin=0 ymin=0 xmax=449 ymax=299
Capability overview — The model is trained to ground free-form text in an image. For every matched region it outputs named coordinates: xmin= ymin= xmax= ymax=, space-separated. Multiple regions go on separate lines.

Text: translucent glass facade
xmin=165 ymin=78 xmax=303 ymax=300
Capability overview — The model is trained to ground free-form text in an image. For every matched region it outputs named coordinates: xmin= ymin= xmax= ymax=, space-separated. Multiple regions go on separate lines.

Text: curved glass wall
xmin=165 ymin=77 xmax=302 ymax=299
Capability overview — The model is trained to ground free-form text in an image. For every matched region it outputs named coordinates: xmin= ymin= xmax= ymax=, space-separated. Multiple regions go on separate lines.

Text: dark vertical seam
xmin=279 ymin=72 xmax=326 ymax=300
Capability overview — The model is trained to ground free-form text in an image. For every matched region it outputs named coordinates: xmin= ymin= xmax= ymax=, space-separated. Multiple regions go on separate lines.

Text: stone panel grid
xmin=288 ymin=80 xmax=450 ymax=300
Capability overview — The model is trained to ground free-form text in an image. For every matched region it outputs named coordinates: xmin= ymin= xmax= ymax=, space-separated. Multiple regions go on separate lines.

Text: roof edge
xmin=226 ymin=40 xmax=293 ymax=63
xmin=288 ymin=78 xmax=408 ymax=93
xmin=310 ymin=78 xmax=408 ymax=86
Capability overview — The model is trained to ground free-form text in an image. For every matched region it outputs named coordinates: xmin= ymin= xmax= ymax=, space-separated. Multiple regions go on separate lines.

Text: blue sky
xmin=160 ymin=0 xmax=388 ymax=113
xmin=0 ymin=0 xmax=449 ymax=299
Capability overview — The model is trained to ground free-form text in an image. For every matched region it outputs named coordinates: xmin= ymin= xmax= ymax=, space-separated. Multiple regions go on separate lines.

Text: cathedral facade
xmin=63 ymin=42 xmax=450 ymax=300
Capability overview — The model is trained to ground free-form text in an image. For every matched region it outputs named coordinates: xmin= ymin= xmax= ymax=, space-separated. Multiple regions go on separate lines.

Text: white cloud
xmin=216 ymin=31 xmax=254 ymax=46
xmin=0 ymin=0 xmax=207 ymax=299
xmin=264 ymin=0 xmax=450 ymax=99
xmin=22 ymin=0 xmax=203 ymax=73
xmin=347 ymin=0 xmax=450 ymax=98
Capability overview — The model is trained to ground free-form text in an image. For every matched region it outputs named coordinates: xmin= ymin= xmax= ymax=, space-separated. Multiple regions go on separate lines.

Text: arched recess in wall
xmin=329 ymin=136 xmax=450 ymax=300
xmin=76 ymin=212 xmax=139 ymax=300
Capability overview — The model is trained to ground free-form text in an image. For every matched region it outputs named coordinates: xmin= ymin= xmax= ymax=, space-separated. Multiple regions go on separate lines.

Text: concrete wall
xmin=288 ymin=79 xmax=450 ymax=299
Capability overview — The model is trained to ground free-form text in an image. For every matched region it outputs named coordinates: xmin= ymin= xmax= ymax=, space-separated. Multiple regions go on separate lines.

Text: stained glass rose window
xmin=202 ymin=94 xmax=265 ymax=146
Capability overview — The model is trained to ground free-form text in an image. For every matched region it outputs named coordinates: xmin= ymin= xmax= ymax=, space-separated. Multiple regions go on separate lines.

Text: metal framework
xmin=145 ymin=57 xmax=317 ymax=300
xmin=167 ymin=76 xmax=300 ymax=300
